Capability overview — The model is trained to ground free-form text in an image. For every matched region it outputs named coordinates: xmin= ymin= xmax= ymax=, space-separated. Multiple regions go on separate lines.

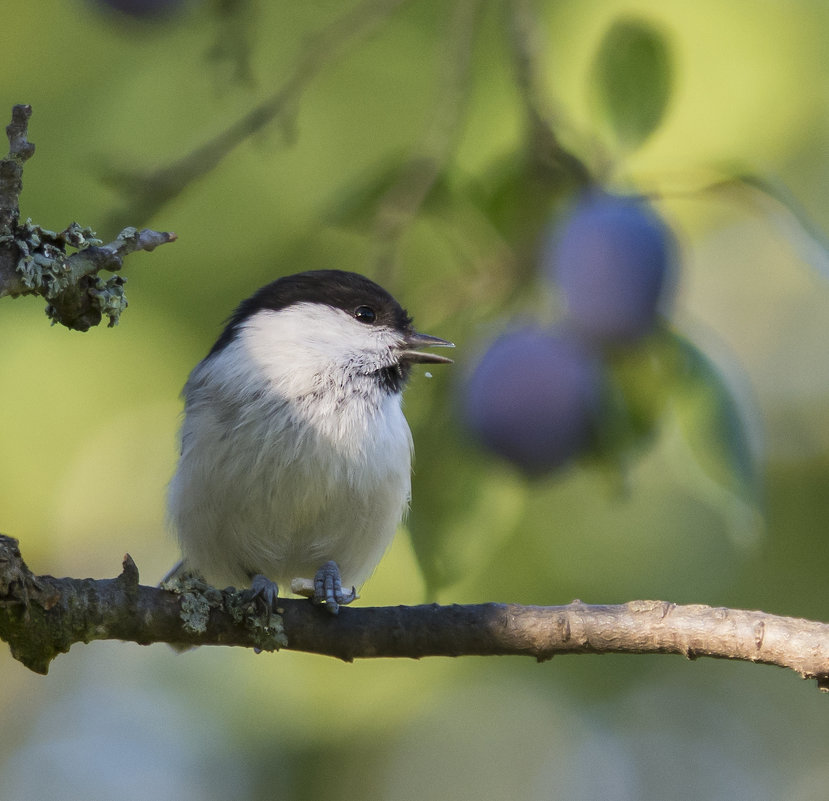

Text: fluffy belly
xmin=169 ymin=406 xmax=412 ymax=591
xmin=215 ymin=475 xmax=406 ymax=589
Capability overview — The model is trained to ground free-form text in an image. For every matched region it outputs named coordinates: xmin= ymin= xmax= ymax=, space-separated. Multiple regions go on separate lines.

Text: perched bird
xmin=166 ymin=269 xmax=453 ymax=613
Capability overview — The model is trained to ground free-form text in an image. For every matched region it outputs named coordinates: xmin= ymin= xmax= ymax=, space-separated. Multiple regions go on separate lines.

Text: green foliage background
xmin=3 ymin=1 xmax=829 ymax=798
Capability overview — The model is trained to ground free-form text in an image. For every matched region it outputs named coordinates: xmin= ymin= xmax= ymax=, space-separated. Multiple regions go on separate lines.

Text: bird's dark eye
xmin=354 ymin=305 xmax=376 ymax=324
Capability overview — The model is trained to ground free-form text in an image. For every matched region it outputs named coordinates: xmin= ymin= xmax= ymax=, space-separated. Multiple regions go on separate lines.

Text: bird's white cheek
xmin=238 ymin=303 xmax=401 ymax=394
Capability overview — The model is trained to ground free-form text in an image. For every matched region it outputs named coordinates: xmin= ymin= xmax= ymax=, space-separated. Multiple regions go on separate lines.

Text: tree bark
xmin=1 ymin=534 xmax=827 ymax=691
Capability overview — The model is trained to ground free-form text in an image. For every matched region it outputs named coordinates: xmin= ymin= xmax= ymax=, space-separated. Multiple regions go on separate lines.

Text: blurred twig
xmin=372 ymin=0 xmax=484 ymax=285
xmin=506 ymin=0 xmax=592 ymax=186
xmin=652 ymin=168 xmax=829 ymax=281
xmin=205 ymin=0 xmax=259 ymax=88
xmin=2 ymin=534 xmax=828 ymax=691
xmin=103 ymin=0 xmax=412 ymax=233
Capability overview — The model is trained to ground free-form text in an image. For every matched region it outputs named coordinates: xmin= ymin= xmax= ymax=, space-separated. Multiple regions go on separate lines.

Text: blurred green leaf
xmin=665 ymin=331 xmax=759 ymax=505
xmin=590 ymin=327 xmax=759 ymax=515
xmin=703 ymin=170 xmax=829 ymax=282
xmin=475 ymin=153 xmax=575 ymax=248
xmin=597 ymin=332 xmax=673 ymax=469
xmin=323 ymin=154 xmax=408 ymax=230
xmin=591 ymin=16 xmax=673 ymax=152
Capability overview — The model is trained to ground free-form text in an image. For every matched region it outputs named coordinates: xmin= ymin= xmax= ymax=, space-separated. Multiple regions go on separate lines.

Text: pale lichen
xmin=11 ymin=219 xmax=103 ymax=296
xmin=1 ymin=105 xmax=175 ymax=330
xmin=162 ymin=571 xmax=286 ymax=650
xmin=179 ymin=589 xmax=212 ymax=635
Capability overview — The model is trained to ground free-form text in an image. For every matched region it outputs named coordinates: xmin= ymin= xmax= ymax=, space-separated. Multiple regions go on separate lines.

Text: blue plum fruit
xmin=545 ymin=192 xmax=674 ymax=343
xmin=461 ymin=328 xmax=603 ymax=475
xmin=94 ymin=0 xmax=185 ymax=17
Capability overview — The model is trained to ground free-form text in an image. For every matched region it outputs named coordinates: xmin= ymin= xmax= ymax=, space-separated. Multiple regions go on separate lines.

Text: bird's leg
xmin=313 ymin=560 xmax=357 ymax=615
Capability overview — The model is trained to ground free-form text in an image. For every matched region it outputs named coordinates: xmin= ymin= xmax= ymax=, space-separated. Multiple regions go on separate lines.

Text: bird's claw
xmin=313 ymin=560 xmax=357 ymax=615
xmin=239 ymin=575 xmax=282 ymax=655
xmin=243 ymin=573 xmax=280 ymax=612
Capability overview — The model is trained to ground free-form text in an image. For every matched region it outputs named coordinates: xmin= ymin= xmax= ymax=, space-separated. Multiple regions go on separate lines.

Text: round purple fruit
xmin=545 ymin=191 xmax=675 ymax=344
xmin=93 ymin=0 xmax=186 ymax=18
xmin=461 ymin=328 xmax=603 ymax=475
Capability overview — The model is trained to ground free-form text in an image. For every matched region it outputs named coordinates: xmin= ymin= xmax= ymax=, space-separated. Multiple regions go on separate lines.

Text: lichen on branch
xmin=0 ymin=104 xmax=176 ymax=330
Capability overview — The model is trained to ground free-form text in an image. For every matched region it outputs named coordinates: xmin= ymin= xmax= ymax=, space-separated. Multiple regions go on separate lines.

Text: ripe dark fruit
xmin=461 ymin=329 xmax=603 ymax=475
xmin=546 ymin=192 xmax=674 ymax=344
xmin=94 ymin=0 xmax=185 ymax=18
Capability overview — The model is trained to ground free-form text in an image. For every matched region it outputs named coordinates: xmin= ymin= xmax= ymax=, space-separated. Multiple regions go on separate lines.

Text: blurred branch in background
xmin=370 ymin=0 xmax=484 ymax=285
xmin=506 ymin=0 xmax=592 ymax=187
xmin=0 ymin=105 xmax=176 ymax=330
xmin=2 ymin=534 xmax=828 ymax=691
xmin=101 ymin=0 xmax=413 ymax=233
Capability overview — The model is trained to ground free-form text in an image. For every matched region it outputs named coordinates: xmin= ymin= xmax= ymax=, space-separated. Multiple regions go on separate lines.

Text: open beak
xmin=399 ymin=332 xmax=455 ymax=365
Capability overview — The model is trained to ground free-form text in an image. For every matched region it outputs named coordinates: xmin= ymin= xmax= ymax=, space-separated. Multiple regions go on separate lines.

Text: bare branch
xmin=1 ymin=535 xmax=827 ymax=690
xmin=0 ymin=104 xmax=36 ymax=238
xmin=0 ymin=105 xmax=176 ymax=330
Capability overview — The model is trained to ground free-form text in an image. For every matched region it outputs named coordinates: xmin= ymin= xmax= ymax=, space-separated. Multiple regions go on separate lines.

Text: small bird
xmin=166 ymin=269 xmax=453 ymax=613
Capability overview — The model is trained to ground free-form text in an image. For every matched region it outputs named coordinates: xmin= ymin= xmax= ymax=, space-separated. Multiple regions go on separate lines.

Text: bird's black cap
xmin=207 ymin=270 xmax=414 ymax=358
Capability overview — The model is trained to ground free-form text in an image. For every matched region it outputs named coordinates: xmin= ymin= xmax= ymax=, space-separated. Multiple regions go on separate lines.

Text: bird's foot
xmin=243 ymin=574 xmax=280 ymax=612
xmin=240 ymin=574 xmax=284 ymax=654
xmin=313 ymin=560 xmax=357 ymax=615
